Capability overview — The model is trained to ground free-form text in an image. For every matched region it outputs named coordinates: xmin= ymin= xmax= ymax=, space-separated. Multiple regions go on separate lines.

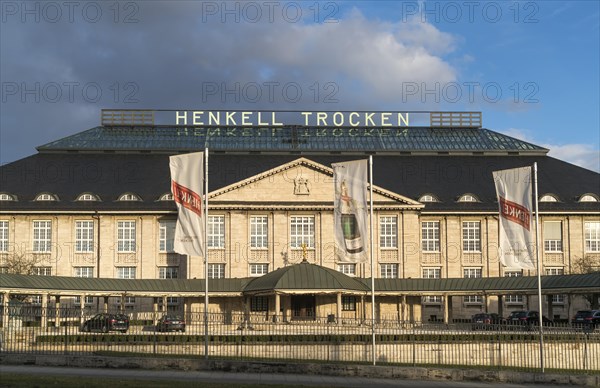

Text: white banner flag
xmin=170 ymin=152 xmax=205 ymax=257
xmin=333 ymin=160 xmax=368 ymax=262
xmin=493 ymin=166 xmax=535 ymax=269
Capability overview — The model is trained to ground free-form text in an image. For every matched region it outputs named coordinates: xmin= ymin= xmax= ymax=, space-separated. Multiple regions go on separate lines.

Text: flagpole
xmin=204 ymin=148 xmax=209 ymax=360
xmin=533 ymin=162 xmax=544 ymax=373
xmin=369 ymin=155 xmax=376 ymax=366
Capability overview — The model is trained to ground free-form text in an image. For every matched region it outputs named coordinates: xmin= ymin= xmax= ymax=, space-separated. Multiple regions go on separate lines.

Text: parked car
xmin=471 ymin=313 xmax=505 ymax=330
xmin=156 ymin=314 xmax=186 ymax=332
xmin=572 ymin=310 xmax=600 ymax=329
xmin=81 ymin=313 xmax=129 ymax=333
xmin=506 ymin=310 xmax=552 ymax=329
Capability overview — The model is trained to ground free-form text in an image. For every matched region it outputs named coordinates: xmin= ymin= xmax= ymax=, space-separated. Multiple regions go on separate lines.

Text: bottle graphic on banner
xmin=340 ymin=180 xmax=363 ymax=254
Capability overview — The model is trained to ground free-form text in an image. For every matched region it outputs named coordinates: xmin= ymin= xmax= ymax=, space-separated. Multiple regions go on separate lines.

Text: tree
xmin=1 ymin=251 xmax=45 ymax=302
xmin=571 ymin=254 xmax=600 ymax=310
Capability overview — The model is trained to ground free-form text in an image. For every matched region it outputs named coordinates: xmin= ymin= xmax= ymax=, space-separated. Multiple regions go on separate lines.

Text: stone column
xmin=546 ymin=295 xmax=554 ymax=321
xmin=103 ymin=296 xmax=109 ymax=313
xmin=274 ymin=293 xmax=280 ymax=322
xmin=443 ymin=294 xmax=449 ymax=324
xmin=54 ymin=296 xmax=61 ymax=328
xmin=79 ymin=293 xmax=86 ymax=326
xmin=336 ymin=292 xmax=342 ymax=325
xmin=153 ymin=297 xmax=159 ymax=323
xmin=497 ymin=295 xmax=504 ymax=317
xmin=41 ymin=293 xmax=48 ymax=330
xmin=162 ymin=295 xmax=167 ymax=313
xmin=2 ymin=292 xmax=9 ymax=329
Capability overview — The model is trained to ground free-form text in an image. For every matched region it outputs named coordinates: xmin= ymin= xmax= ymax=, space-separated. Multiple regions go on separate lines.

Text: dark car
xmin=507 ymin=310 xmax=552 ymax=328
xmin=471 ymin=313 xmax=505 ymax=330
xmin=156 ymin=314 xmax=186 ymax=332
xmin=572 ymin=310 xmax=600 ymax=328
xmin=81 ymin=313 xmax=129 ymax=333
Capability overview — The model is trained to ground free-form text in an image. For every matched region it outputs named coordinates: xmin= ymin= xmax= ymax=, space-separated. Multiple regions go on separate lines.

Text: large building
xmin=1 ymin=110 xmax=599 ymax=323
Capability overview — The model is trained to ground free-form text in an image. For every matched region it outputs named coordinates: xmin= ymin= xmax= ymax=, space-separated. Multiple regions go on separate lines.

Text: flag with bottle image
xmin=332 ymin=159 xmax=368 ymax=262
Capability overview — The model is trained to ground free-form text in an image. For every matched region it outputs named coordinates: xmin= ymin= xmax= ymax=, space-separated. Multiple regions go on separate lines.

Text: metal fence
xmin=1 ymin=307 xmax=598 ymax=373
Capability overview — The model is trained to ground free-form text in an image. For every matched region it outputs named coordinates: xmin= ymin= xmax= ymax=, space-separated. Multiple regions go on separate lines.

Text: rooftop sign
xmin=100 ymin=110 xmax=482 ymax=128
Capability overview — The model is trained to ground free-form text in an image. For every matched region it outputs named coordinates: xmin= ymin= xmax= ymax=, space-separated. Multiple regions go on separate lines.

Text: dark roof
xmin=243 ymin=261 xmax=370 ymax=293
xmin=371 ymin=272 xmax=600 ymax=295
xmin=0 ymin=273 xmax=247 ymax=295
xmin=1 ymin=153 xmax=598 ymax=212
xmin=1 ymin=271 xmax=598 ymax=295
xmin=37 ymin=126 xmax=547 ymax=154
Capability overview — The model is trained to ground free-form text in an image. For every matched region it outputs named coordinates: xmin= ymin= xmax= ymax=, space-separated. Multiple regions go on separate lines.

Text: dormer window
xmin=458 ymin=194 xmax=478 ymax=203
xmin=0 ymin=193 xmax=15 ymax=201
xmin=35 ymin=193 xmax=58 ymax=201
xmin=159 ymin=193 xmax=173 ymax=201
xmin=419 ymin=194 xmax=439 ymax=203
xmin=579 ymin=194 xmax=599 ymax=202
xmin=540 ymin=194 xmax=558 ymax=202
xmin=77 ymin=193 xmax=99 ymax=201
xmin=118 ymin=193 xmax=140 ymax=201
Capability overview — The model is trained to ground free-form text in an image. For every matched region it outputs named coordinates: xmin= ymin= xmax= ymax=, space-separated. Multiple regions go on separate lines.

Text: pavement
xmin=0 ymin=365 xmax=568 ymax=387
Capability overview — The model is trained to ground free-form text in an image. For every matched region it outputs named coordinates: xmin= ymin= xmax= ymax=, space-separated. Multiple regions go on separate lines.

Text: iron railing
xmin=1 ymin=307 xmax=598 ymax=373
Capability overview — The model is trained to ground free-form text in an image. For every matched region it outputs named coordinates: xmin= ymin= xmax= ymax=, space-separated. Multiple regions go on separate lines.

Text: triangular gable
xmin=209 ymin=157 xmax=423 ymax=208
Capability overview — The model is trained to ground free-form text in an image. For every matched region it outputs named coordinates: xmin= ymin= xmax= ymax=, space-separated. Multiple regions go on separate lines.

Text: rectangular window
xmin=250 ymin=296 xmax=268 ymax=312
xmin=290 ymin=216 xmax=315 ymax=249
xmin=249 ymin=263 xmax=268 ymax=276
xmin=31 ymin=295 xmax=42 ymax=305
xmin=0 ymin=221 xmax=8 ymax=252
xmin=159 ymin=266 xmax=178 ymax=279
xmin=75 ymin=296 xmax=94 ymax=306
xmin=208 ymin=263 xmax=225 ymax=279
xmin=505 ymin=269 xmax=524 ymax=302
xmin=380 ymin=263 xmax=398 ymax=279
xmin=379 ymin=216 xmax=397 ymax=248
xmin=422 ymin=267 xmax=441 ymax=279
xmin=543 ymin=221 xmax=562 ymax=252
xmin=422 ymin=267 xmax=441 ymax=304
xmin=585 ymin=222 xmax=600 ymax=252
xmin=342 ymin=296 xmax=356 ymax=311
xmin=75 ymin=221 xmax=94 ymax=253
xmin=117 ymin=221 xmax=136 ymax=253
xmin=32 ymin=267 xmax=52 ymax=276
xmin=250 ymin=216 xmax=268 ymax=249
xmin=546 ymin=267 xmax=566 ymax=303
xmin=116 ymin=267 xmax=136 ymax=279
xmin=546 ymin=267 xmax=564 ymax=276
xmin=463 ymin=267 xmax=482 ymax=303
xmin=75 ymin=267 xmax=94 ymax=278
xmin=462 ymin=221 xmax=481 ymax=252
xmin=33 ymin=220 xmax=52 ymax=252
xmin=337 ymin=263 xmax=356 ymax=276
xmin=208 ymin=216 xmax=225 ymax=248
xmin=159 ymin=220 xmax=175 ymax=253
xmin=421 ymin=221 xmax=440 ymax=252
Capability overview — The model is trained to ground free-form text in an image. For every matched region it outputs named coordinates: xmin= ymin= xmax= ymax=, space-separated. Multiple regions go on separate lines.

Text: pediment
xmin=209 ymin=158 xmax=422 ymax=208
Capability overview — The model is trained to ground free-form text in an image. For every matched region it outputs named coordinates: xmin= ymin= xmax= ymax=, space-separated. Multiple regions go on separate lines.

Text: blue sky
xmin=1 ymin=1 xmax=599 ymax=171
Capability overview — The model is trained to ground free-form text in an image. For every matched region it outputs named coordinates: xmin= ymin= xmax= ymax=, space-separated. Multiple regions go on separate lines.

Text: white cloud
xmin=500 ymin=128 xmax=600 ymax=172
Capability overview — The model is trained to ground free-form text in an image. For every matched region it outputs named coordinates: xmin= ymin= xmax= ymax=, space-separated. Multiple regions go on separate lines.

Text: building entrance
xmin=291 ymin=295 xmax=315 ymax=320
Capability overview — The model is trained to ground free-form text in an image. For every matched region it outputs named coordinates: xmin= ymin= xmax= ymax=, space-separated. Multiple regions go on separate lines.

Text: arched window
xmin=458 ymin=194 xmax=478 ymax=202
xmin=77 ymin=193 xmax=99 ymax=201
xmin=0 ymin=193 xmax=15 ymax=201
xmin=35 ymin=193 xmax=57 ymax=201
xmin=118 ymin=193 xmax=140 ymax=201
xmin=419 ymin=194 xmax=439 ymax=203
xmin=540 ymin=194 xmax=558 ymax=202
xmin=579 ymin=194 xmax=599 ymax=202
xmin=159 ymin=193 xmax=173 ymax=201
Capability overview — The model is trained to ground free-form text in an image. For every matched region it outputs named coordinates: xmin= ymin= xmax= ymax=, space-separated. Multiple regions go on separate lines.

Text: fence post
xmin=63 ymin=318 xmax=68 ymax=355
xmin=583 ymin=332 xmax=588 ymax=371
xmin=412 ymin=326 xmax=416 ymax=367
